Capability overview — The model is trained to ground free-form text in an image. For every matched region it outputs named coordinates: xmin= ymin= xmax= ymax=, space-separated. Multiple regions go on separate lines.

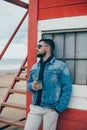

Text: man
xmin=24 ymin=39 xmax=72 ymax=130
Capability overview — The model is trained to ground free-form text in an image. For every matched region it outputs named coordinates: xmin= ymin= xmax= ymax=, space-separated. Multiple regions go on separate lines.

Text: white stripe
xmin=71 ymin=85 xmax=87 ymax=98
xmin=68 ymin=96 xmax=87 ymax=110
xmin=68 ymin=85 xmax=87 ymax=110
xmin=38 ymin=15 xmax=87 ymax=31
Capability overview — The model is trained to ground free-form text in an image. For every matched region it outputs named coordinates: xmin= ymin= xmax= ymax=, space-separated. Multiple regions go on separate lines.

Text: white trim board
xmin=68 ymin=85 xmax=87 ymax=110
xmin=71 ymin=85 xmax=87 ymax=98
xmin=38 ymin=15 xmax=87 ymax=31
xmin=68 ymin=96 xmax=87 ymax=110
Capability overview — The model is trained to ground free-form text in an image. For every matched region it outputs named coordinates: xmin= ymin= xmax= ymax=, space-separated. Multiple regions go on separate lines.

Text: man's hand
xmin=32 ymin=80 xmax=42 ymax=90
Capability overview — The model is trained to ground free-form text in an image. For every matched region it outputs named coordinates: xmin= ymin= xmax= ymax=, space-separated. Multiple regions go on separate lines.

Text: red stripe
xmin=57 ymin=119 xmax=87 ymax=130
xmin=59 ymin=108 xmax=87 ymax=123
xmin=57 ymin=108 xmax=87 ymax=130
xmin=39 ymin=3 xmax=87 ymax=20
xmin=39 ymin=0 xmax=87 ymax=8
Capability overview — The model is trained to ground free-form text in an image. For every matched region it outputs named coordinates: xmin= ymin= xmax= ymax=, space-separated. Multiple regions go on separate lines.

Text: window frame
xmin=38 ymin=16 xmax=87 ymax=85
xmin=42 ymin=31 xmax=87 ymax=85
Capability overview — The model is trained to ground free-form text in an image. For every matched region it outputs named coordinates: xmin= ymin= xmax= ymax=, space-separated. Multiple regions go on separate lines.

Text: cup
xmin=37 ymin=80 xmax=43 ymax=90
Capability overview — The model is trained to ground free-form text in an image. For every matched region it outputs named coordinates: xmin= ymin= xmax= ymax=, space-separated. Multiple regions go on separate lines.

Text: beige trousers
xmin=24 ymin=105 xmax=59 ymax=130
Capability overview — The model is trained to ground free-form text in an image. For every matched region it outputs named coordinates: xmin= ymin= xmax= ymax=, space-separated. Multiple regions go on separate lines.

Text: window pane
xmin=65 ymin=33 xmax=75 ymax=58
xmin=42 ymin=34 xmax=52 ymax=39
xmin=54 ymin=33 xmax=64 ymax=58
xmin=76 ymin=32 xmax=87 ymax=58
xmin=75 ymin=60 xmax=87 ymax=84
xmin=65 ymin=60 xmax=74 ymax=83
xmin=42 ymin=31 xmax=87 ymax=85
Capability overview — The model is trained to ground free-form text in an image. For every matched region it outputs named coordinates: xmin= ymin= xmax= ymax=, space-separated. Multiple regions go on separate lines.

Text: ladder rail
xmin=0 ymin=56 xmax=27 ymax=112
xmin=4 ymin=0 xmax=29 ymax=9
xmin=0 ymin=1 xmax=28 ymax=128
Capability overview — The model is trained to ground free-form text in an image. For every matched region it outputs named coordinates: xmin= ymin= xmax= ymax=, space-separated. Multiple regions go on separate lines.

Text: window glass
xmin=65 ymin=60 xmax=75 ymax=83
xmin=76 ymin=32 xmax=87 ymax=58
xmin=43 ymin=34 xmax=52 ymax=39
xmin=65 ymin=33 xmax=75 ymax=58
xmin=42 ymin=31 xmax=87 ymax=85
xmin=54 ymin=33 xmax=64 ymax=59
xmin=76 ymin=61 xmax=87 ymax=84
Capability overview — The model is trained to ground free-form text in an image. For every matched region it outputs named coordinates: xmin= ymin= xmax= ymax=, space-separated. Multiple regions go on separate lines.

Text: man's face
xmin=36 ymin=41 xmax=48 ymax=58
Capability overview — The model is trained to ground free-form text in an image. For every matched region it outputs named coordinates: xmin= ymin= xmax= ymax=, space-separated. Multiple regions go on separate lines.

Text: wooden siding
xmin=39 ymin=0 xmax=87 ymax=8
xmin=57 ymin=108 xmax=87 ymax=130
xmin=37 ymin=16 xmax=87 ymax=130
xmin=39 ymin=0 xmax=87 ymax=19
xmin=27 ymin=1 xmax=87 ymax=130
xmin=38 ymin=16 xmax=87 ymax=31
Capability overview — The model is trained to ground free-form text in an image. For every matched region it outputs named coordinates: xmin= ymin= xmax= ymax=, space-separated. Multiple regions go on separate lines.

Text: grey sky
xmin=0 ymin=0 xmax=28 ymax=59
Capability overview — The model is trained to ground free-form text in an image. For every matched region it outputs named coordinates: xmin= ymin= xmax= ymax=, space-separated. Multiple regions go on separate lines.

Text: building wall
xmin=38 ymin=1 xmax=87 ymax=130
xmin=27 ymin=1 xmax=87 ymax=130
xmin=37 ymin=16 xmax=87 ymax=130
xmin=38 ymin=0 xmax=87 ymax=19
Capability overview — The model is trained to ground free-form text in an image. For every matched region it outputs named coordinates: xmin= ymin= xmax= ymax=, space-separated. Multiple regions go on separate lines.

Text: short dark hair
xmin=39 ymin=39 xmax=55 ymax=53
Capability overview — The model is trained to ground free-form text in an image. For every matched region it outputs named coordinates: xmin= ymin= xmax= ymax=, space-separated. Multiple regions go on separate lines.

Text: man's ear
xmin=46 ymin=46 xmax=51 ymax=52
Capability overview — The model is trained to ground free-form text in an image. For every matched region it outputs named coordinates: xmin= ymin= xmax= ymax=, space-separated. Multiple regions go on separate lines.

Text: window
xmin=42 ymin=31 xmax=87 ymax=85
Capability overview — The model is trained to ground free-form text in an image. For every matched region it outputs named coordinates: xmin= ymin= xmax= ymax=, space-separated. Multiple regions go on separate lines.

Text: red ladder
xmin=0 ymin=56 xmax=27 ymax=129
xmin=0 ymin=1 xmax=28 ymax=129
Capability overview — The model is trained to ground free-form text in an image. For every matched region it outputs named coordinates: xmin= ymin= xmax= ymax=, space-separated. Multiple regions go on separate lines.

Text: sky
xmin=0 ymin=0 xmax=28 ymax=59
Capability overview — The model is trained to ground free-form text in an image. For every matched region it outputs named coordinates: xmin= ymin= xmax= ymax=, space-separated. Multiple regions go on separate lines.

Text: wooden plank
xmin=39 ymin=0 xmax=87 ymax=8
xmin=59 ymin=108 xmax=87 ymax=123
xmin=68 ymin=96 xmax=87 ymax=110
xmin=4 ymin=0 xmax=28 ymax=9
xmin=39 ymin=3 xmax=87 ymax=20
xmin=0 ymin=116 xmax=25 ymax=128
xmin=57 ymin=118 xmax=87 ymax=130
xmin=71 ymin=85 xmax=87 ymax=97
xmin=1 ymin=102 xmax=26 ymax=110
xmin=9 ymin=89 xmax=26 ymax=95
xmin=38 ymin=16 xmax=87 ymax=31
xmin=15 ymin=77 xmax=27 ymax=81
xmin=21 ymin=66 xmax=27 ymax=70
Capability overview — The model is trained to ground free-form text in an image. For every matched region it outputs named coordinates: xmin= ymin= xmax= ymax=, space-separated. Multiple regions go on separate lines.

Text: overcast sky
xmin=0 ymin=0 xmax=28 ymax=59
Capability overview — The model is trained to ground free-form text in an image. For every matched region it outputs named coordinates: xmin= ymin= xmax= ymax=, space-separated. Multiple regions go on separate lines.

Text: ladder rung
xmin=15 ymin=77 xmax=27 ymax=81
xmin=0 ymin=116 xmax=25 ymax=128
xmin=21 ymin=66 xmax=27 ymax=70
xmin=1 ymin=102 xmax=26 ymax=110
xmin=9 ymin=89 xmax=26 ymax=95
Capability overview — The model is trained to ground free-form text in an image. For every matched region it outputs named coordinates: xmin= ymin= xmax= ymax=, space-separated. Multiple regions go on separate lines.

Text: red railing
xmin=4 ymin=0 xmax=28 ymax=9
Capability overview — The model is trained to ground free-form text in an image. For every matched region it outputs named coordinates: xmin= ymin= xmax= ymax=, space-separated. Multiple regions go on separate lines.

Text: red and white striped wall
xmin=27 ymin=1 xmax=87 ymax=129
xmin=37 ymin=16 xmax=87 ymax=130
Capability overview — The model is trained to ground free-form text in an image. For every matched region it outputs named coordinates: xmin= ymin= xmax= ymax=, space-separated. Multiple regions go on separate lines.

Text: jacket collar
xmin=38 ymin=55 xmax=56 ymax=65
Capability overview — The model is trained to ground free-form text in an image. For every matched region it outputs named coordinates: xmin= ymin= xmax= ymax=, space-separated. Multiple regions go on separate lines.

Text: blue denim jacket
xmin=27 ymin=57 xmax=72 ymax=113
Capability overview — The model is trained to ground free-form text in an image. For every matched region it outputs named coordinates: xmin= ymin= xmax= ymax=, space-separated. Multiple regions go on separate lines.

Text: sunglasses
xmin=36 ymin=44 xmax=47 ymax=49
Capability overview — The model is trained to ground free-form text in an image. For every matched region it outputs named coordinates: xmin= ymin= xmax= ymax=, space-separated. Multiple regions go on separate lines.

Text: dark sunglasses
xmin=36 ymin=44 xmax=47 ymax=49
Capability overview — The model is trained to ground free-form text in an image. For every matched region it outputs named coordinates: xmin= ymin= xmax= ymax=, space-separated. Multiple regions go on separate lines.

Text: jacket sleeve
xmin=55 ymin=64 xmax=72 ymax=113
xmin=27 ymin=71 xmax=36 ymax=93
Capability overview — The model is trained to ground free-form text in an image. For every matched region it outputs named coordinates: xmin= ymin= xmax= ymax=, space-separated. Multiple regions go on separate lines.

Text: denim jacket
xmin=27 ymin=57 xmax=72 ymax=113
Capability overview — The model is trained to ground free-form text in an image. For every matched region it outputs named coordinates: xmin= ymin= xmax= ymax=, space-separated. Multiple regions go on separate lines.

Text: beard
xmin=37 ymin=51 xmax=46 ymax=58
